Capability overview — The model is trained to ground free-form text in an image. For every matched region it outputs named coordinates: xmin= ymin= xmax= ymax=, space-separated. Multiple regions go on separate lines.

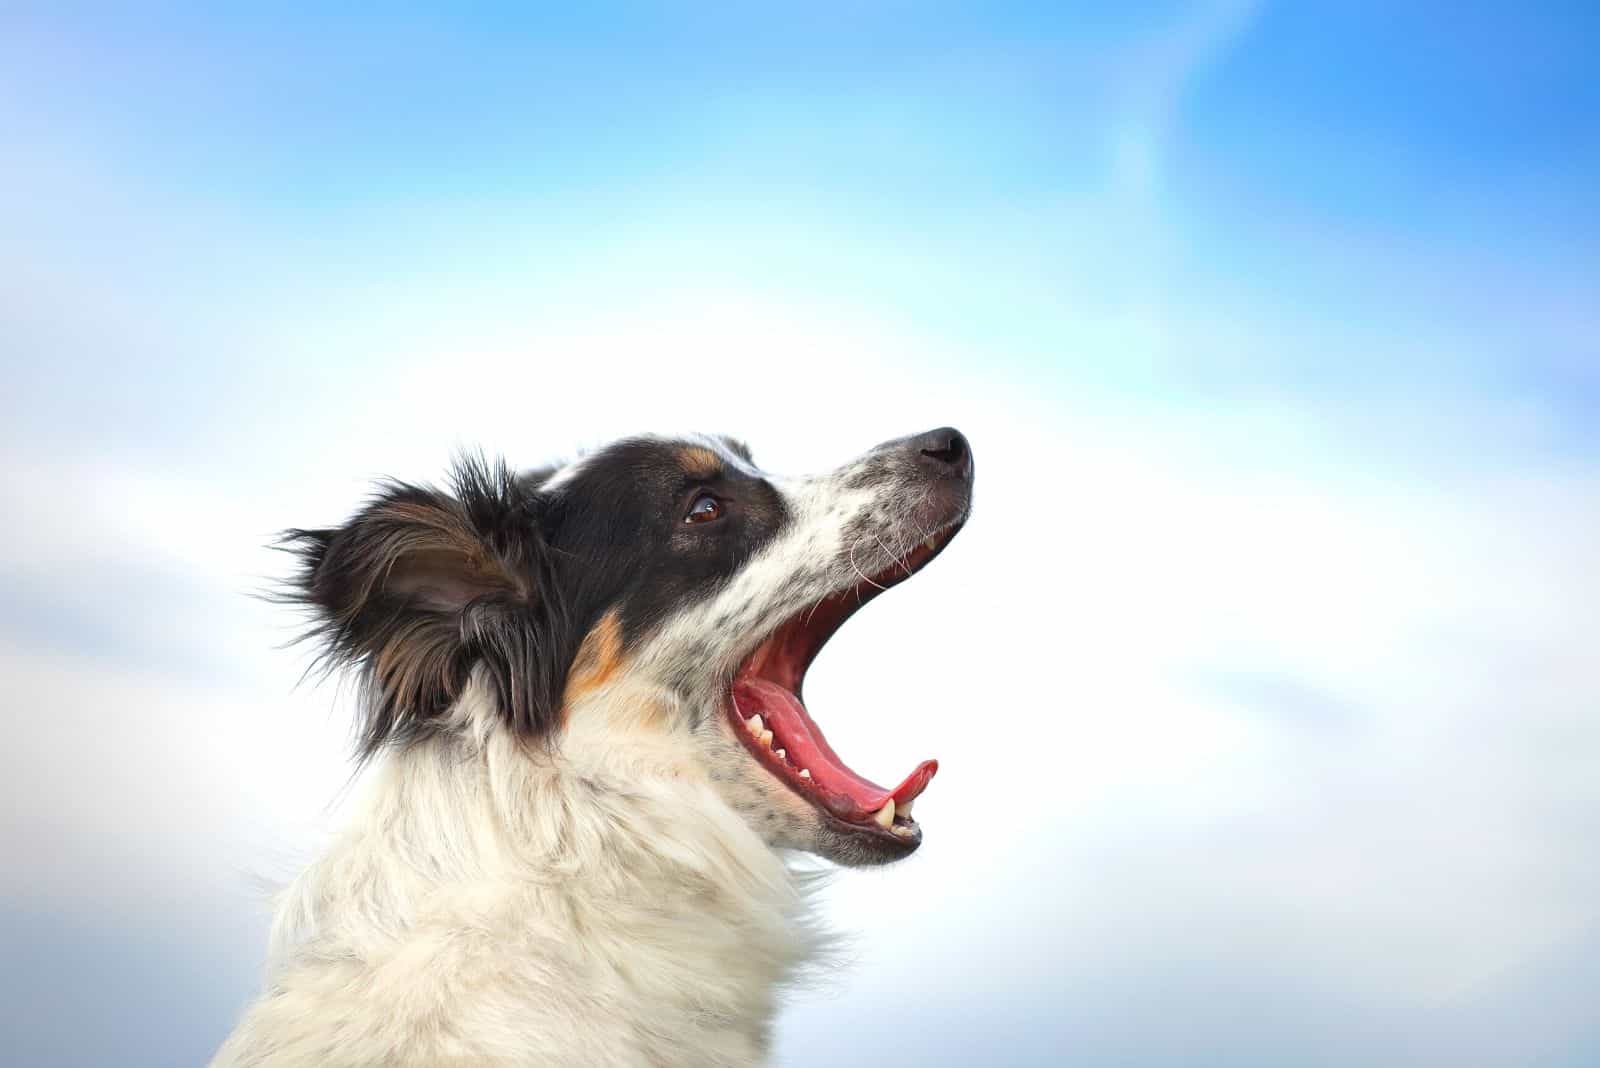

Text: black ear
xmin=283 ymin=455 xmax=572 ymax=757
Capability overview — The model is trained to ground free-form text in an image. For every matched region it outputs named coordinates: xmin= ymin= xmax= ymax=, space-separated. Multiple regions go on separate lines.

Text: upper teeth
xmin=799 ymin=768 xmax=811 ymax=779
xmin=745 ymin=714 xmax=763 ymax=734
xmin=758 ymin=729 xmax=774 ymax=747
xmin=774 ymin=748 xmax=786 ymax=760
xmin=872 ymin=799 xmax=896 ymax=828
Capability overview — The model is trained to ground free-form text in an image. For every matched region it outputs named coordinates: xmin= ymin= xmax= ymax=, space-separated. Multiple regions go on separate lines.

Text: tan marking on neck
xmin=563 ymin=608 xmax=626 ymax=705
xmin=561 ymin=610 xmax=683 ymax=733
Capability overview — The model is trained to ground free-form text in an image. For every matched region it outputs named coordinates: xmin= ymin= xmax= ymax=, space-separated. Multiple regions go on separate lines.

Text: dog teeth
xmin=774 ymin=748 xmax=786 ymax=760
xmin=898 ymin=799 xmax=914 ymax=818
xmin=745 ymin=714 xmax=763 ymax=735
xmin=798 ymin=768 xmax=811 ymax=779
xmin=759 ymin=729 xmax=774 ymax=747
xmin=871 ymin=799 xmax=896 ymax=828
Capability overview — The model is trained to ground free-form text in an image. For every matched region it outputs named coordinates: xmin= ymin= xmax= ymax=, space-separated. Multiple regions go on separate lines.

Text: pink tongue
xmin=731 ymin=678 xmax=938 ymax=822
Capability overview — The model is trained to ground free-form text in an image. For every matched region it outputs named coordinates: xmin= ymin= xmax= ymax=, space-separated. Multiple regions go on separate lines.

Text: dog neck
xmin=227 ymin=678 xmax=821 ymax=1067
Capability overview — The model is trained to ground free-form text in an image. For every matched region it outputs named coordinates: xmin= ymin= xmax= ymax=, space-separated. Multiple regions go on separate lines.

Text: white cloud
xmin=5 ymin=287 xmax=1596 ymax=1067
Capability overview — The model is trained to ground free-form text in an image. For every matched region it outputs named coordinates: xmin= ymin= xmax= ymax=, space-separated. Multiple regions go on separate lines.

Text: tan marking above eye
xmin=678 ymin=446 xmax=723 ymax=479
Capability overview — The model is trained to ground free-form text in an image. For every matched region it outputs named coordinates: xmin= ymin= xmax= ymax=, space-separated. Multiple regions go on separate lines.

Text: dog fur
xmin=213 ymin=429 xmax=973 ymax=1067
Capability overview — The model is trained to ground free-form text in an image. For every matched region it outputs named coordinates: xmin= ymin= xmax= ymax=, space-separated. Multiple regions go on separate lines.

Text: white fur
xmin=213 ymin=676 xmax=821 ymax=1068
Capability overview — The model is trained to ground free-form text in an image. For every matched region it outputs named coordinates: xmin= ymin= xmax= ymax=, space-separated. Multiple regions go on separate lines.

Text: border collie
xmin=213 ymin=427 xmax=973 ymax=1067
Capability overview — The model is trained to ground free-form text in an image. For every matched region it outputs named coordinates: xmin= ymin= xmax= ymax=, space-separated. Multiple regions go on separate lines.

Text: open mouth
xmin=727 ymin=521 xmax=963 ymax=848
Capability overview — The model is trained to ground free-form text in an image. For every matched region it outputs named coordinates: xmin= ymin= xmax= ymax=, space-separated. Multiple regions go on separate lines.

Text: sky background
xmin=2 ymin=3 xmax=1597 ymax=1065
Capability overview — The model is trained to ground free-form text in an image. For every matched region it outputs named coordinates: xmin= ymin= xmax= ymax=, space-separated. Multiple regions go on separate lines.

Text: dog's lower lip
xmin=733 ymin=677 xmax=938 ymax=825
xmin=732 ymin=698 xmax=932 ymax=845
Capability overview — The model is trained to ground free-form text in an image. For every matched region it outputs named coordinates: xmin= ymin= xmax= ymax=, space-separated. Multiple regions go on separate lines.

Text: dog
xmin=212 ymin=427 xmax=974 ymax=1067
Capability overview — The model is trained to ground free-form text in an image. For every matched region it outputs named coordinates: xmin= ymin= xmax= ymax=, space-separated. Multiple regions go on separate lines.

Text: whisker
xmin=803 ymin=591 xmax=831 ymax=627
xmin=848 ymin=538 xmax=887 ymax=592
xmin=873 ymin=532 xmax=914 ymax=579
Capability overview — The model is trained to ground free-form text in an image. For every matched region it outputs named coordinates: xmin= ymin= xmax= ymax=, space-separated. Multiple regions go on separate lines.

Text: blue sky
xmin=7 ymin=3 xmax=1595 ymax=475
xmin=2 ymin=4 xmax=1597 ymax=1066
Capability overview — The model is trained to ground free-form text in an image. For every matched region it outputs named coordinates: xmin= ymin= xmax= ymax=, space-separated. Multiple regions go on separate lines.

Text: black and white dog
xmin=213 ymin=427 xmax=973 ymax=1067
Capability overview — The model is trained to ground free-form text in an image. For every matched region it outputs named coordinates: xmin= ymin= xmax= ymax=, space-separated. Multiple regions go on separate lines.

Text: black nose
xmin=911 ymin=426 xmax=973 ymax=480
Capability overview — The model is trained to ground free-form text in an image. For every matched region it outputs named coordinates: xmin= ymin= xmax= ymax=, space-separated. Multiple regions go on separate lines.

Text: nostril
xmin=912 ymin=427 xmax=973 ymax=479
xmin=920 ymin=436 xmax=964 ymax=466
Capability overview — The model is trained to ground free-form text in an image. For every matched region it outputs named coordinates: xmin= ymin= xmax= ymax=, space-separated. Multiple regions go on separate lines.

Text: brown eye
xmin=685 ymin=494 xmax=723 ymax=524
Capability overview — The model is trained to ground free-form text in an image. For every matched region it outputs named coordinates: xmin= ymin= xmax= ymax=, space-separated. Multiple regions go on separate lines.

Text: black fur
xmin=539 ymin=438 xmax=789 ymax=650
xmin=282 ymin=439 xmax=790 ymax=758
xmin=282 ymin=455 xmax=575 ymax=758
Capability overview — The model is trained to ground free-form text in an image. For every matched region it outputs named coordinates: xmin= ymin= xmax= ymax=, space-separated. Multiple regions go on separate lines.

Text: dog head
xmin=286 ymin=428 xmax=973 ymax=866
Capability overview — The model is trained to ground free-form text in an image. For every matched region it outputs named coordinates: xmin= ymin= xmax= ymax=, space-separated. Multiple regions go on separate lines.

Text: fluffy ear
xmin=283 ymin=455 xmax=571 ymax=757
